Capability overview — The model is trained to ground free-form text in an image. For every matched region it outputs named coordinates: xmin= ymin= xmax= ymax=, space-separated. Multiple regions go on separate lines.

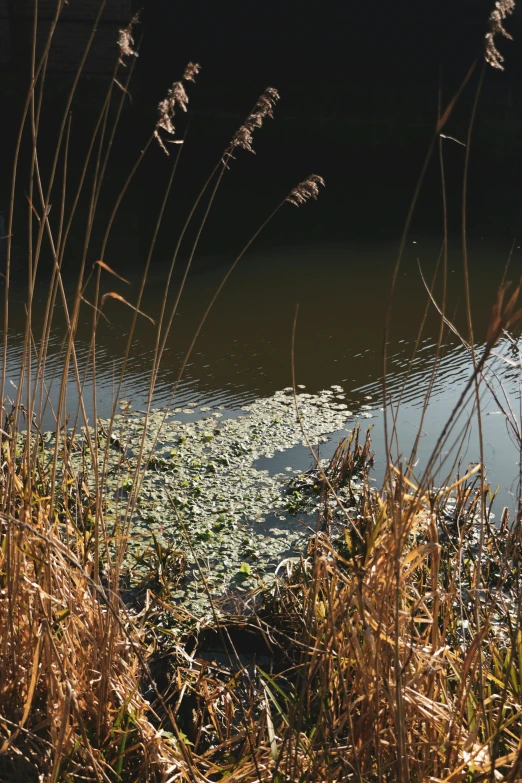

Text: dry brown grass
xmin=3 ymin=427 xmax=522 ymax=781
xmin=259 ymin=478 xmax=522 ymax=782
xmin=139 ymin=452 xmax=522 ymax=782
xmin=0 ymin=439 xmax=205 ymax=782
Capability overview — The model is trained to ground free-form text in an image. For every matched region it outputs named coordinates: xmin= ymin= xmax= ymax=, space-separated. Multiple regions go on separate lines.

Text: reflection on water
xmin=3 ymin=236 xmax=522 ymax=509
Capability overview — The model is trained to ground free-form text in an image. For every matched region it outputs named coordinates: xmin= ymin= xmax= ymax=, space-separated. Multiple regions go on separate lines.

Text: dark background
xmin=137 ymin=0 xmax=522 ymax=238
xmin=3 ymin=0 xmax=522 ymax=255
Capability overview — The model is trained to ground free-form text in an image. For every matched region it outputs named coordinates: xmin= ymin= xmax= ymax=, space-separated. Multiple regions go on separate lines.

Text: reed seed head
xmin=226 ymin=87 xmax=280 ymax=157
xmin=183 ymin=62 xmax=201 ymax=82
xmin=117 ymin=13 xmax=140 ymax=64
xmin=485 ymin=0 xmax=516 ymax=69
xmin=286 ymin=174 xmax=325 ymax=206
xmin=155 ymin=62 xmax=201 ymax=154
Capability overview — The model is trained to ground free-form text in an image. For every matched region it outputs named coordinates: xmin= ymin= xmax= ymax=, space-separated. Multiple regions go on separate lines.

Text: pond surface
xmin=4 ymin=234 xmax=522 ymax=513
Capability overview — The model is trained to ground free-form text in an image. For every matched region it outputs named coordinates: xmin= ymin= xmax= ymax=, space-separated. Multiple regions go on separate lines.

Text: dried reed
xmin=155 ymin=63 xmax=201 ymax=154
xmin=486 ymin=0 xmax=516 ymax=69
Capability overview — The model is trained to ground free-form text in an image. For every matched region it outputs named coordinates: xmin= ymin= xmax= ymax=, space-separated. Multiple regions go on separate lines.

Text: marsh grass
xmin=2 ymin=0 xmax=522 ymax=781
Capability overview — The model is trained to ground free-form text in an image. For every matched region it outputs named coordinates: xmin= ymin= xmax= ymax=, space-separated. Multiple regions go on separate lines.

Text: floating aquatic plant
xmin=47 ymin=386 xmax=375 ymax=612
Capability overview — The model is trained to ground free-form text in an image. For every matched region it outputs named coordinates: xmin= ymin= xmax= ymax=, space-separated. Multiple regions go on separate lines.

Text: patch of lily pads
xmin=49 ymin=386 xmax=376 ymax=614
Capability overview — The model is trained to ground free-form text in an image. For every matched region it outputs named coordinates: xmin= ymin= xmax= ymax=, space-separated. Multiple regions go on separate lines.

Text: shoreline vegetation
xmin=4 ymin=402 xmax=522 ymax=781
xmin=3 ymin=1 xmax=522 ymax=780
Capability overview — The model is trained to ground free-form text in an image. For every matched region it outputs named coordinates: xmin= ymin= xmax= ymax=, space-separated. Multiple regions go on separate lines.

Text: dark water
xmin=4 ymin=234 xmax=522 ymax=511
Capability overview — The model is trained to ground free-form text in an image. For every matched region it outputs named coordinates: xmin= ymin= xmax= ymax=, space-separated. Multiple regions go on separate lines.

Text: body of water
xmin=3 ymin=234 xmax=522 ymax=512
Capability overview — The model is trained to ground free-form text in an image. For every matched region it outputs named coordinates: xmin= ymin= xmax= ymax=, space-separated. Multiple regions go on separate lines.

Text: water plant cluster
xmin=42 ymin=387 xmax=373 ymax=613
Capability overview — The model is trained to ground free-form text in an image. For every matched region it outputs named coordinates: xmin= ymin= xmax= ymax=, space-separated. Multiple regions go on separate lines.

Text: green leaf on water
xmin=198 ymin=529 xmax=213 ymax=541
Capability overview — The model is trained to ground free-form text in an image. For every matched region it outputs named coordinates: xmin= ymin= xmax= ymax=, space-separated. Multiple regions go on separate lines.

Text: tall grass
xmin=2 ymin=1 xmax=522 ymax=781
